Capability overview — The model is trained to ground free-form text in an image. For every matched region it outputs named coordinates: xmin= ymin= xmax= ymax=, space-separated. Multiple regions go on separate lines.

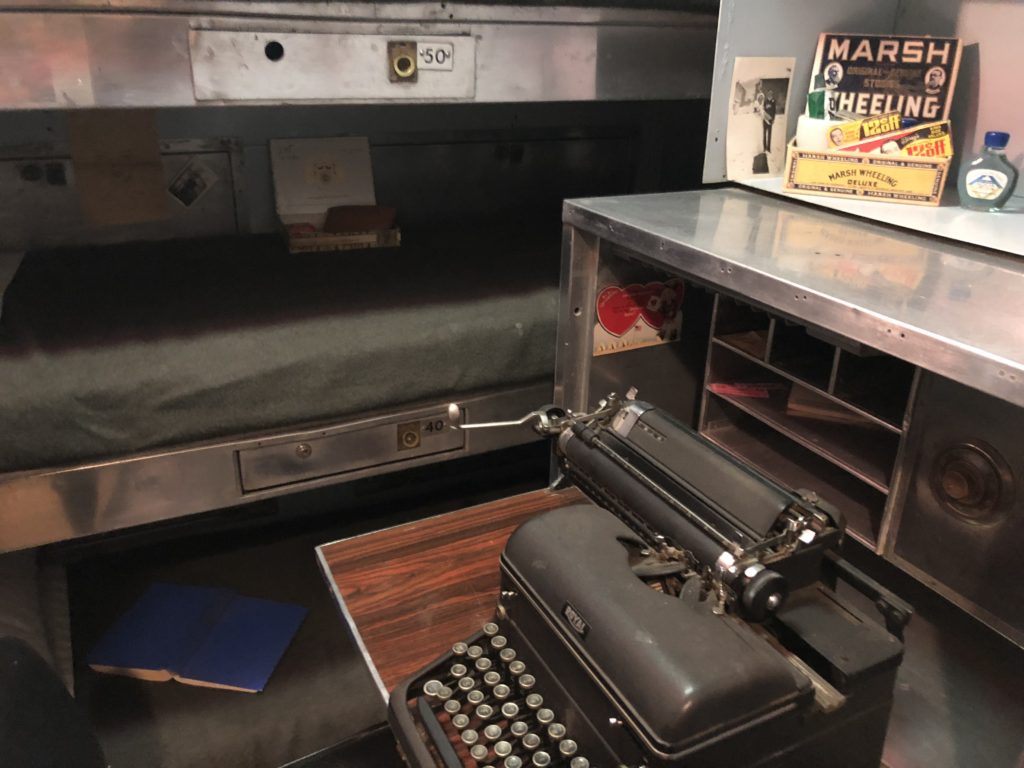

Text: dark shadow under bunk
xmin=0 ymin=224 xmax=560 ymax=472
xmin=65 ymin=441 xmax=550 ymax=768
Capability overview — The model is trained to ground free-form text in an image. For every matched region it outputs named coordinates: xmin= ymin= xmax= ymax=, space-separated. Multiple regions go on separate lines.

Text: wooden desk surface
xmin=316 ymin=487 xmax=583 ymax=698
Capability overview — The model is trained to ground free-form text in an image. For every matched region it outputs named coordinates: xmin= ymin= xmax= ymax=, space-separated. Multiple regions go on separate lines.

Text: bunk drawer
xmin=238 ymin=409 xmax=465 ymax=492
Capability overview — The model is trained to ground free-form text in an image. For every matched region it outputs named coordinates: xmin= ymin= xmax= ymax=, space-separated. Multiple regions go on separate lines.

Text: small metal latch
xmin=446 ymin=403 xmax=567 ymax=436
xmin=445 ymin=390 xmax=637 ymax=439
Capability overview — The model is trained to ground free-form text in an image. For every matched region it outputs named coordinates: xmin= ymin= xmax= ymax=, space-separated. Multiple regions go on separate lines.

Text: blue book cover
xmin=176 ymin=597 xmax=307 ymax=693
xmin=87 ymin=583 xmax=307 ymax=693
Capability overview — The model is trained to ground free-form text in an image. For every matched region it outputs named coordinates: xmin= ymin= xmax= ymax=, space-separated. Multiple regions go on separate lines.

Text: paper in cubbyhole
xmin=269 ymin=137 xmax=376 ymax=231
xmin=68 ymin=110 xmax=170 ymax=227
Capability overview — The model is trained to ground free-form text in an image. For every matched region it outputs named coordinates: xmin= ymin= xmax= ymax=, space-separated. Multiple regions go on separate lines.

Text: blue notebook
xmin=87 ymin=583 xmax=307 ymax=693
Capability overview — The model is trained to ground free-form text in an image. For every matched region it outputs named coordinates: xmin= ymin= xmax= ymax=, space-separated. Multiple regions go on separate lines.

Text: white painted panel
xmin=703 ymin=0 xmax=901 ymax=182
xmin=897 ymin=0 xmax=1024 ymax=192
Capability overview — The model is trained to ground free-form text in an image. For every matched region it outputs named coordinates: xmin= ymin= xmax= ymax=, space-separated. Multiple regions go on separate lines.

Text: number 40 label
xmin=417 ymin=42 xmax=455 ymax=71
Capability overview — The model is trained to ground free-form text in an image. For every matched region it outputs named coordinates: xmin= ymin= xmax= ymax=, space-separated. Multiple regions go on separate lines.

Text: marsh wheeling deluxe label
xmin=784 ymin=146 xmax=948 ymax=205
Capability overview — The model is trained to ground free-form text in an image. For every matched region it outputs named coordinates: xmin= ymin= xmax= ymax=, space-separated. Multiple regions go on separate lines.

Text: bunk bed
xmin=0 ymin=1 xmax=716 ymax=551
xmin=0 ymin=3 xmax=716 ymax=765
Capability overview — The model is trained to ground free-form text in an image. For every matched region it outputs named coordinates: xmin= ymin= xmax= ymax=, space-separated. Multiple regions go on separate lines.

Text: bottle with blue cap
xmin=958 ymin=131 xmax=1019 ymax=211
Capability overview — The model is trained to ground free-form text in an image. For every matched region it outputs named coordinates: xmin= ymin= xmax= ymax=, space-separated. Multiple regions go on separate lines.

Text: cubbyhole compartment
xmin=706 ymin=344 xmax=899 ymax=492
xmin=712 ymin=295 xmax=772 ymax=360
xmin=833 ymin=348 xmax=916 ymax=428
xmin=702 ymin=395 xmax=887 ymax=548
xmin=767 ymin=320 xmax=837 ymax=391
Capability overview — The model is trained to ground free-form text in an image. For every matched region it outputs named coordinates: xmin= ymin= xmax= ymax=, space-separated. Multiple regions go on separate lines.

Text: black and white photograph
xmin=726 ymin=57 xmax=794 ymax=180
xmin=167 ymin=156 xmax=220 ymax=208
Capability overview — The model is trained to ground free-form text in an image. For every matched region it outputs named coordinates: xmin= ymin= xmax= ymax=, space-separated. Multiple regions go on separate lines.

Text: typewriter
xmin=389 ymin=392 xmax=911 ymax=768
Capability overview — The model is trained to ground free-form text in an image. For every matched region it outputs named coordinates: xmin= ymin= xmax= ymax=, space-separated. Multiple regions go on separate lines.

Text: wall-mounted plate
xmin=189 ymin=30 xmax=476 ymax=102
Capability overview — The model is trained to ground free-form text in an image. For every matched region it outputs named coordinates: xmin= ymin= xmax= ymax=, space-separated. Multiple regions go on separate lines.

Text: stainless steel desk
xmin=556 ymin=187 xmax=1024 ymax=768
xmin=563 ymin=188 xmax=1024 ymax=409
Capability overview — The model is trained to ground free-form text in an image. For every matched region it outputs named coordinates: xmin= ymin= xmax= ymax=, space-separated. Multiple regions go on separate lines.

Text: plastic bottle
xmin=958 ymin=131 xmax=1019 ymax=211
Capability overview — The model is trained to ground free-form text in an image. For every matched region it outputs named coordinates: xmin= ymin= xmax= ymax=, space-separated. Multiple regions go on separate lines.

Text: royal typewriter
xmin=389 ymin=392 xmax=911 ymax=768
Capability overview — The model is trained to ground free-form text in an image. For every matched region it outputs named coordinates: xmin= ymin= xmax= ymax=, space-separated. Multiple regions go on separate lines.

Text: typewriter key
xmin=483 ymin=724 xmax=503 ymax=741
xmin=499 ymin=648 xmax=517 ymax=663
xmin=437 ymin=686 xmax=453 ymax=701
xmin=483 ymin=670 xmax=502 ymax=686
xmin=521 ymin=733 xmax=541 ymax=750
xmin=475 ymin=657 xmax=493 ymax=672
xmin=524 ymin=693 xmax=543 ymax=709
xmin=508 ymin=661 xmax=526 ymax=677
xmin=450 ymin=663 xmax=468 ymax=678
xmin=494 ymin=740 xmax=513 ymax=758
xmin=452 ymin=642 xmax=469 ymax=656
xmin=461 ymin=729 xmax=480 ymax=746
xmin=467 ymin=690 xmax=486 ymax=705
xmin=423 ymin=680 xmax=442 ymax=697
xmin=490 ymin=635 xmax=508 ymax=650
xmin=476 ymin=704 xmax=495 ymax=720
xmin=458 ymin=677 xmax=476 ymax=692
xmin=500 ymin=702 xmax=519 ymax=719
xmin=504 ymin=757 xmax=523 ymax=768
xmin=558 ymin=739 xmax=578 ymax=757
xmin=492 ymin=684 xmax=512 ymax=700
xmin=483 ymin=622 xmax=500 ymax=636
xmin=443 ymin=699 xmax=462 ymax=715
xmin=470 ymin=744 xmax=489 ymax=761
xmin=517 ymin=673 xmax=536 ymax=690
xmin=547 ymin=723 xmax=566 ymax=740
xmin=468 ymin=645 xmax=485 ymax=659
xmin=569 ymin=758 xmax=589 ymax=768
xmin=531 ymin=752 xmax=551 ymax=767
xmin=536 ymin=708 xmax=554 ymax=725
xmin=452 ymin=714 xmax=471 ymax=729
xmin=509 ymin=721 xmax=529 ymax=738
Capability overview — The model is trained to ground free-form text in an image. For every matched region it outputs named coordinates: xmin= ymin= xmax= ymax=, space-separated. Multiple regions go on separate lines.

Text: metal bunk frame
xmin=0 ymin=2 xmax=717 ymax=551
xmin=0 ymin=1 xmax=717 ymax=110
xmin=0 ymin=385 xmax=550 ymax=551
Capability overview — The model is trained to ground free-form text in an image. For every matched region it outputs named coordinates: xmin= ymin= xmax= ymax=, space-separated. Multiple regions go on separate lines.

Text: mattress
xmin=0 ymin=229 xmax=559 ymax=473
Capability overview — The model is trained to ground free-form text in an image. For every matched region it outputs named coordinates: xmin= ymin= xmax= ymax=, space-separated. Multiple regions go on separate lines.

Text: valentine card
xmin=593 ymin=278 xmax=684 ymax=356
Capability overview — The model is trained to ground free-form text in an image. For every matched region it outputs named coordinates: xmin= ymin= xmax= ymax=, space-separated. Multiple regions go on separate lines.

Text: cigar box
xmin=782 ymin=139 xmax=949 ymax=206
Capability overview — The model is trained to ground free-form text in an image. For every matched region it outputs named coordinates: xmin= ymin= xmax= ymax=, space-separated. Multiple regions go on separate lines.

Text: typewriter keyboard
xmin=412 ymin=621 xmax=594 ymax=768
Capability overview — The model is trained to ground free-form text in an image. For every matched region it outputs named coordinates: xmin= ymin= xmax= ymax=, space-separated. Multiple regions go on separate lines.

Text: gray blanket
xmin=0 ymin=229 xmax=559 ymax=472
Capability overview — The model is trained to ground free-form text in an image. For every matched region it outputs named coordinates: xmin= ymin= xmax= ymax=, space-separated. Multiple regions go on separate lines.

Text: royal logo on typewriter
xmin=562 ymin=601 xmax=590 ymax=639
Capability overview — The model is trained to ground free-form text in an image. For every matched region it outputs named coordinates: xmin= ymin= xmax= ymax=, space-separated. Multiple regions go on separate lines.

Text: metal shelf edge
xmin=706 ymin=389 xmax=892 ymax=495
xmin=711 ymin=338 xmax=904 ymax=435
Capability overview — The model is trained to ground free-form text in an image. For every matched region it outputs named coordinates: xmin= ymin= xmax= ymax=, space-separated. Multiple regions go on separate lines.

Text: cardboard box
xmin=783 ymin=139 xmax=949 ymax=206
xmin=286 ymin=229 xmax=401 ymax=253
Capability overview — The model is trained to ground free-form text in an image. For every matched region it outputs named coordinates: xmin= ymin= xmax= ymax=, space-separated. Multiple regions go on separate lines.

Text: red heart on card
xmin=596 ymin=284 xmax=644 ymax=337
xmin=597 ymin=280 xmax=684 ymax=337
